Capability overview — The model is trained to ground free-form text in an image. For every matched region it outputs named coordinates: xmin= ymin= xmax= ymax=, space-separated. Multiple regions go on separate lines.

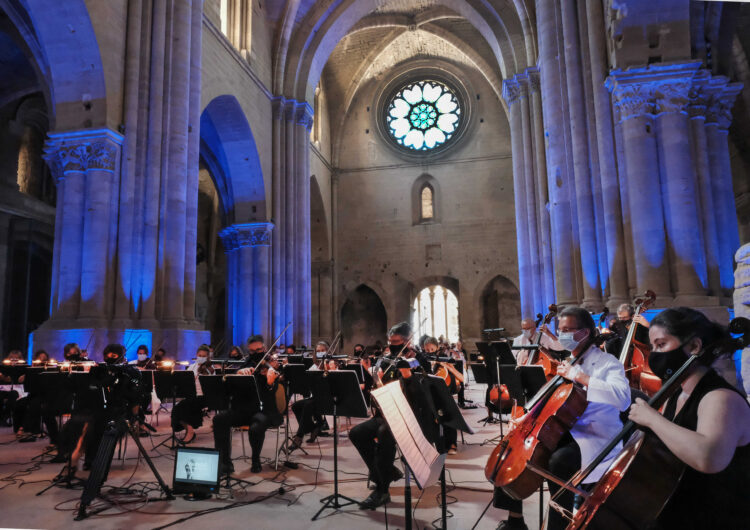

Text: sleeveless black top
xmin=656 ymin=370 xmax=750 ymax=529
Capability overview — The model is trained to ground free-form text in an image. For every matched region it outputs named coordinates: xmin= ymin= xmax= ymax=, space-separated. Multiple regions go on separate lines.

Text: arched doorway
xmin=341 ymin=285 xmax=387 ymax=351
xmin=412 ymin=285 xmax=460 ymax=343
xmin=481 ymin=275 xmax=521 ymax=336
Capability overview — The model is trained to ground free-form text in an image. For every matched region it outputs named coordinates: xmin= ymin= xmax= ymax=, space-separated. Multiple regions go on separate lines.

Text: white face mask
xmin=522 ymin=329 xmax=533 ymax=339
xmin=196 ymin=356 xmax=207 ymax=365
xmin=558 ymin=331 xmax=585 ymax=352
xmin=137 ymin=354 xmax=148 ymax=362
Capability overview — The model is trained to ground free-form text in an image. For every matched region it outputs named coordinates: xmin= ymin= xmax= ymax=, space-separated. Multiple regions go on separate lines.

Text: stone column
xmin=294 ymin=103 xmax=313 ymax=347
xmin=560 ymin=0 xmax=602 ymax=308
xmin=689 ymin=72 xmax=722 ymax=298
xmin=705 ymin=80 xmax=743 ymax=296
xmin=653 ymin=63 xmax=710 ymax=303
xmin=220 ymin=222 xmax=273 ymax=346
xmin=607 ymin=71 xmax=671 ymax=303
xmin=735 ymin=244 xmax=750 ymax=395
xmin=271 ymin=97 xmax=287 ymax=340
xmin=44 ymin=130 xmax=123 ymax=321
xmin=585 ymin=0 xmax=629 ymax=307
xmin=503 ymin=79 xmax=533 ymax=318
xmin=536 ymin=0 xmax=577 ymax=306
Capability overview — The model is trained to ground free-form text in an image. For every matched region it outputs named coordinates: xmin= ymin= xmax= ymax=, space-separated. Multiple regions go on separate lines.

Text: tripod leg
xmin=75 ymin=421 xmax=122 ymax=520
xmin=127 ymin=422 xmax=174 ymax=499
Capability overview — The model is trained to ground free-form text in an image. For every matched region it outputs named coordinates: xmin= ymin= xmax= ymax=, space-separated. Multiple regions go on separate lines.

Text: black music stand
xmin=153 ymin=371 xmax=196 ymax=450
xmin=309 ymin=370 xmax=369 ymax=521
xmin=517 ymin=365 xmax=547 ymax=402
xmin=425 ymin=374 xmax=474 ymax=530
xmin=198 ymin=375 xmax=229 ymax=411
xmin=221 ymin=375 xmax=262 ymax=489
xmin=278 ymin=364 xmax=310 ymax=461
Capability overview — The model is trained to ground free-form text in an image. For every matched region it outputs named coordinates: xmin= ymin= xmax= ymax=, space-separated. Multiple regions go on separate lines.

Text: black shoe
xmin=307 ymin=426 xmax=321 ymax=443
xmin=50 ymin=453 xmax=68 ymax=464
xmin=360 ymin=490 xmax=390 ymax=510
xmin=250 ymin=461 xmax=262 ymax=473
xmin=496 ymin=519 xmax=528 ymax=530
xmin=460 ymin=404 xmax=478 ymax=410
xmin=220 ymin=461 xmax=235 ymax=476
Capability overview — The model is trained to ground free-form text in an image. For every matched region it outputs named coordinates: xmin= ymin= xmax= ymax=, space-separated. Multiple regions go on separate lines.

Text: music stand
xmin=153 ymin=371 xmax=196 ymax=450
xmin=198 ymin=375 xmax=229 ymax=411
xmin=425 ymin=374 xmax=474 ymax=530
xmin=277 ymin=364 xmax=310 ymax=461
xmin=517 ymin=365 xmax=547 ymax=402
xmin=309 ymin=370 xmax=369 ymax=521
xmin=221 ymin=375 xmax=262 ymax=489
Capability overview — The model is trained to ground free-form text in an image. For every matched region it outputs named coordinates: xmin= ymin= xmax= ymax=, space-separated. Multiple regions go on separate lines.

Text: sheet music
xmin=371 ymin=383 xmax=445 ymax=489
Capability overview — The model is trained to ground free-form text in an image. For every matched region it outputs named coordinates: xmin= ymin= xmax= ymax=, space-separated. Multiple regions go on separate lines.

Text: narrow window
xmin=421 ymin=185 xmax=434 ymax=220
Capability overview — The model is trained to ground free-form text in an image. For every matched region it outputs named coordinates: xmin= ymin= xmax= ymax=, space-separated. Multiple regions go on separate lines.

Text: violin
xmin=485 ymin=334 xmax=590 ymax=499
xmin=566 ymin=317 xmax=750 ymax=529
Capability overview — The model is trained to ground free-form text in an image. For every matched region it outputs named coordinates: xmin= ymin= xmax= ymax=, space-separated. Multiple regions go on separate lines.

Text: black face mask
xmin=649 ymin=344 xmax=689 ymax=381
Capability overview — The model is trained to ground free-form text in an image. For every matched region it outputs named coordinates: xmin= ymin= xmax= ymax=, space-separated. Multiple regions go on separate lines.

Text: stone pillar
xmin=653 ymin=63 xmax=710 ymax=303
xmin=271 ymin=97 xmax=287 ymax=340
xmin=705 ymin=80 xmax=743 ymax=296
xmin=44 ymin=130 xmax=123 ymax=321
xmin=607 ymin=71 xmax=671 ymax=304
xmin=560 ymin=0 xmax=602 ymax=308
xmin=688 ymin=72 xmax=722 ymax=297
xmin=503 ymin=79 xmax=533 ymax=319
xmin=295 ymin=104 xmax=313 ymax=347
xmin=735 ymin=244 xmax=750 ymax=395
xmin=536 ymin=0 xmax=577 ymax=306
xmin=585 ymin=0 xmax=629 ymax=308
xmin=220 ymin=222 xmax=273 ymax=345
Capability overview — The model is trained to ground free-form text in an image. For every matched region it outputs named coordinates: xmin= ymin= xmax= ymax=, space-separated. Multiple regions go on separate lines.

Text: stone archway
xmin=341 ymin=284 xmax=387 ymax=352
xmin=480 ymin=275 xmax=521 ymax=337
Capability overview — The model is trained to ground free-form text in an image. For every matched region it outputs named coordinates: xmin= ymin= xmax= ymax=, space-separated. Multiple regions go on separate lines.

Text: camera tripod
xmin=75 ymin=417 xmax=174 ymax=520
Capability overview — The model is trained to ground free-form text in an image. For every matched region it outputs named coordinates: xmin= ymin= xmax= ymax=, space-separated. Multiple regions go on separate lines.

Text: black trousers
xmin=212 ymin=407 xmax=273 ymax=465
xmin=349 ymin=416 xmax=396 ymax=493
xmin=12 ymin=395 xmax=59 ymax=443
xmin=444 ymin=425 xmax=457 ymax=449
xmin=291 ymin=397 xmax=322 ymax=437
xmin=171 ymin=396 xmax=206 ymax=432
xmin=493 ymin=433 xmax=581 ymax=530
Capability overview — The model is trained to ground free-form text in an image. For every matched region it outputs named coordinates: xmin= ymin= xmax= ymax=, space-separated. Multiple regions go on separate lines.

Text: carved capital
xmin=706 ymin=80 xmax=743 ymax=130
xmin=502 ymin=78 xmax=523 ymax=106
xmin=219 ymin=222 xmax=274 ymax=251
xmin=653 ymin=80 xmax=691 ymax=115
xmin=607 ymin=82 xmax=654 ymax=122
xmin=44 ymin=128 xmax=123 ymax=179
xmin=295 ymin=102 xmax=314 ymax=131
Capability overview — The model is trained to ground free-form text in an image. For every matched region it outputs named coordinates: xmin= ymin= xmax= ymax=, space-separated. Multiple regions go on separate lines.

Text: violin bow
xmin=253 ymin=322 xmax=293 ymax=372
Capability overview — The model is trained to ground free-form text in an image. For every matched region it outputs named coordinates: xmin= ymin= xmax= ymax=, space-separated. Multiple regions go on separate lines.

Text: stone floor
xmin=0 ymin=384 xmax=544 ymax=530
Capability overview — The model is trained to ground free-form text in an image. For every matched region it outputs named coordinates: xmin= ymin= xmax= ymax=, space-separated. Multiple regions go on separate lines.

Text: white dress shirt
xmin=569 ymin=344 xmax=631 ymax=483
xmin=512 ymin=332 xmax=564 ymax=360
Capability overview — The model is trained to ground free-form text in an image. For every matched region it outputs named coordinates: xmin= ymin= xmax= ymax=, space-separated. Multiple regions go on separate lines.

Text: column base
xmin=672 ymin=294 xmax=721 ymax=307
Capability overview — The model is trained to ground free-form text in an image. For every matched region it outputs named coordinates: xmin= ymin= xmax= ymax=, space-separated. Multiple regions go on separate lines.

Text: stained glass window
xmin=386 ymin=80 xmax=461 ymax=151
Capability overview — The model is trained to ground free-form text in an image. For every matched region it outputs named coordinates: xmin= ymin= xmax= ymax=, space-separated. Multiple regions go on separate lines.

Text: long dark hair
xmin=650 ymin=307 xmax=730 ymax=358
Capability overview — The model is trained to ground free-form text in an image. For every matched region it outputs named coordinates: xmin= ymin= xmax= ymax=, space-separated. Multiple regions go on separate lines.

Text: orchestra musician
xmin=0 ymin=350 xmax=22 ymax=425
xmin=627 ymin=307 xmax=750 ymax=529
xmin=350 ymin=322 xmax=438 ymax=510
xmin=424 ymin=336 xmax=459 ymax=455
xmin=13 ymin=350 xmax=59 ymax=445
xmin=601 ymin=303 xmax=650 ymax=356
xmin=289 ymin=341 xmax=332 ymax=448
xmin=129 ymin=344 xmax=156 ymax=369
xmin=170 ymin=345 xmax=215 ymax=444
xmin=63 ymin=343 xmax=84 ymax=362
xmin=493 ymin=307 xmax=630 ymax=530
xmin=213 ymin=335 xmax=283 ymax=475
xmin=512 ymin=318 xmax=564 ymax=364
xmin=227 ymin=345 xmax=245 ymax=361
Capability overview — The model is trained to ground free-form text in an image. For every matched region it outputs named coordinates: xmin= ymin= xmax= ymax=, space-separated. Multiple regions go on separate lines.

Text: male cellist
xmin=512 ymin=318 xmax=564 ymax=364
xmin=493 ymin=307 xmax=630 ymax=530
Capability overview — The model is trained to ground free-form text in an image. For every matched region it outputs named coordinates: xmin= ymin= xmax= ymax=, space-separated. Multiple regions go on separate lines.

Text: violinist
xmin=512 ymin=318 xmax=564 ymax=365
xmin=171 ymin=345 xmax=214 ymax=445
xmin=493 ymin=307 xmax=630 ymax=530
xmin=353 ymin=343 xmax=365 ymax=357
xmin=350 ymin=322 xmax=437 ymax=510
xmin=227 ymin=345 xmax=245 ymax=362
xmin=13 ymin=350 xmax=59 ymax=444
xmin=627 ymin=307 xmax=750 ymax=529
xmin=290 ymin=341 xmax=332 ymax=448
xmin=425 ymin=336 xmax=459 ymax=455
xmin=129 ymin=344 xmax=156 ymax=369
xmin=153 ymin=347 xmax=167 ymax=363
xmin=602 ymin=303 xmax=649 ymax=356
xmin=213 ymin=335 xmax=283 ymax=475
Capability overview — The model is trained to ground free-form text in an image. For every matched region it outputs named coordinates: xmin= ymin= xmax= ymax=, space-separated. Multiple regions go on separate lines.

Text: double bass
xmin=525 ymin=304 xmax=560 ymax=380
xmin=565 ymin=317 xmax=750 ymax=529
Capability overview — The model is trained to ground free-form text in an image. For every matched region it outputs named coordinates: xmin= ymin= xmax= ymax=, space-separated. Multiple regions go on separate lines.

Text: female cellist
xmin=625 ymin=308 xmax=750 ymax=529
xmin=490 ymin=307 xmax=630 ymax=530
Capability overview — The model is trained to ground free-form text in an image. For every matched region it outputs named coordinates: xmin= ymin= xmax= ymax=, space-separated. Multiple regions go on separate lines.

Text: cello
xmin=565 ymin=316 xmax=750 ymax=529
xmin=484 ymin=330 xmax=590 ymax=499
xmin=617 ymin=291 xmax=660 ymax=396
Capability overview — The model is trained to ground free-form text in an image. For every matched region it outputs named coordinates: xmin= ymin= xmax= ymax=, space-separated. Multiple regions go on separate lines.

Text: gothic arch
xmin=478 ymin=274 xmax=521 ymax=335
xmin=340 ymin=283 xmax=388 ymax=350
xmin=411 ymin=275 xmax=459 ymax=300
xmin=199 ymin=95 xmax=266 ymax=226
xmin=412 ymin=174 xmax=441 ymax=224
xmin=1 ymin=0 xmax=108 ymax=130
